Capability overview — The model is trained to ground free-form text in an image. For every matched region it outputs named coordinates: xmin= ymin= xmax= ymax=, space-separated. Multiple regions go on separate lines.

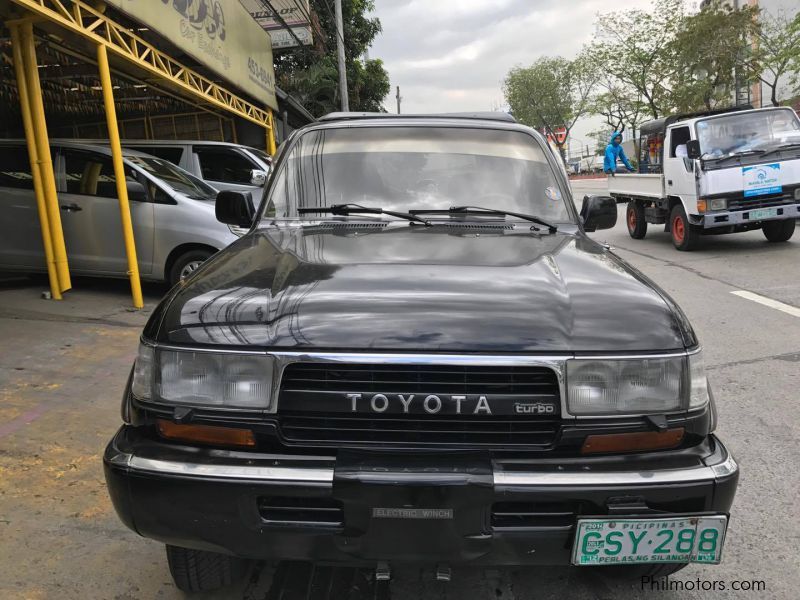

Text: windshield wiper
xmin=757 ymin=142 xmax=800 ymax=159
xmin=298 ymin=203 xmax=431 ymax=226
xmin=708 ymin=149 xmax=765 ymax=164
xmin=409 ymin=205 xmax=558 ymax=233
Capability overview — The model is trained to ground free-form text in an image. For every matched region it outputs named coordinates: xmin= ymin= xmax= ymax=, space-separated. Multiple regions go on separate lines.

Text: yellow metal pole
xmin=9 ymin=24 xmax=61 ymax=300
xmin=266 ymin=110 xmax=277 ymax=156
xmin=19 ymin=21 xmax=71 ymax=292
xmin=96 ymin=43 xmax=143 ymax=309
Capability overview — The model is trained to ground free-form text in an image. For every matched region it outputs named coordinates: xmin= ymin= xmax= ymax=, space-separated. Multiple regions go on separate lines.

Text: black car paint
xmin=147 ymin=225 xmax=695 ymax=352
xmin=108 ymin=116 xmax=734 ymax=572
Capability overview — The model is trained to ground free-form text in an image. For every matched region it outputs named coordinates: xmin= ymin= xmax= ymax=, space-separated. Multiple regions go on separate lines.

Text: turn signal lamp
xmin=697 ymin=199 xmax=707 ymax=213
xmin=156 ymin=419 xmax=256 ymax=448
xmin=581 ymin=428 xmax=684 ymax=454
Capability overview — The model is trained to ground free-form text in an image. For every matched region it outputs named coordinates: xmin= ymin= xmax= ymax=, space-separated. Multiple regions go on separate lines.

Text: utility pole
xmin=396 ymin=86 xmax=401 ymax=114
xmin=334 ymin=0 xmax=349 ymax=112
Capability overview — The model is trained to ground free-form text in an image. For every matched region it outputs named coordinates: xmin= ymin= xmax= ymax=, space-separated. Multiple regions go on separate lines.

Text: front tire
xmin=166 ymin=545 xmax=250 ymax=593
xmin=626 ymin=201 xmax=647 ymax=239
xmin=670 ymin=205 xmax=699 ymax=251
xmin=168 ymin=249 xmax=213 ymax=286
xmin=762 ymin=219 xmax=795 ymax=243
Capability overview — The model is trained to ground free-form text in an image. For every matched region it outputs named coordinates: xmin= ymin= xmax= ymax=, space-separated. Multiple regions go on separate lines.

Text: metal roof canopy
xmin=2 ymin=0 xmax=277 ymax=138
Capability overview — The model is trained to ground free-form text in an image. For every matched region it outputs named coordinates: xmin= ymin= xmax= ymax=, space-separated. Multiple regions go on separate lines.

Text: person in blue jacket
xmin=604 ymin=131 xmax=634 ymax=175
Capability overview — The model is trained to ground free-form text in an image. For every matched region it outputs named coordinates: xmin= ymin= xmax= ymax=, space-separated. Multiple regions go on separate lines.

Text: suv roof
xmin=318 ymin=112 xmax=516 ymax=123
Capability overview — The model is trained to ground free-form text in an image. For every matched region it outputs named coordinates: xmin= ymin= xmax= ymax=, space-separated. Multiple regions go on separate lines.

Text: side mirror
xmin=216 ymin=190 xmax=254 ymax=228
xmin=250 ymin=169 xmax=268 ymax=186
xmin=580 ymin=195 xmax=617 ymax=232
xmin=126 ymin=180 xmax=148 ymax=202
xmin=686 ymin=140 xmax=701 ymax=160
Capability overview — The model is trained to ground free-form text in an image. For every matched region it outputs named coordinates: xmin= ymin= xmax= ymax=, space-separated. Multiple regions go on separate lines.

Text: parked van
xmin=123 ymin=140 xmax=271 ymax=194
xmin=0 ymin=141 xmax=244 ymax=285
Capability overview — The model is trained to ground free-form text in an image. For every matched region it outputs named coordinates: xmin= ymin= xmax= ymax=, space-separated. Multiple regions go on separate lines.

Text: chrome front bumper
xmin=701 ymin=203 xmax=800 ymax=228
xmin=104 ymin=428 xmax=739 ymax=564
xmin=105 ymin=436 xmax=738 ymax=489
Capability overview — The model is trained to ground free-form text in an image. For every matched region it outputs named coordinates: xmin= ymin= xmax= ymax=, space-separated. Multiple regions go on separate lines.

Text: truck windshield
xmin=696 ymin=108 xmax=800 ymax=158
xmin=264 ymin=126 xmax=571 ymax=223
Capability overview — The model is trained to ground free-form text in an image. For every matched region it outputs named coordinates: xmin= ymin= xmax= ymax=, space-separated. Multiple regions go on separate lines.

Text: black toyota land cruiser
xmin=104 ymin=113 xmax=739 ymax=593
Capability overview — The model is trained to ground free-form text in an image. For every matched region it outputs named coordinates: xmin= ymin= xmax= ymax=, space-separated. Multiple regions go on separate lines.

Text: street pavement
xmin=0 ymin=181 xmax=798 ymax=598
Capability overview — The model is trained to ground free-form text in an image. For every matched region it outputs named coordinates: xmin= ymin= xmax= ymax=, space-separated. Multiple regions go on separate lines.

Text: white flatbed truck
xmin=607 ymin=106 xmax=800 ymax=250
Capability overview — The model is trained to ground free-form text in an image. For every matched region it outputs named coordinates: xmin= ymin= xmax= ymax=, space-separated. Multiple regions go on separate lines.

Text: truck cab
xmin=608 ymin=106 xmax=800 ymax=250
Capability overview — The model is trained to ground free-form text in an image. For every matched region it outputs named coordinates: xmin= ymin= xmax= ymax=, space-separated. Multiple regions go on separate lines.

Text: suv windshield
xmin=263 ymin=126 xmax=570 ymax=222
xmin=696 ymin=108 xmax=800 ymax=158
xmin=127 ymin=155 xmax=217 ymax=200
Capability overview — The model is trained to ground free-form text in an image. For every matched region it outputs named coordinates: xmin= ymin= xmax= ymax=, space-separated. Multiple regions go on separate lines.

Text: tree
xmin=750 ymin=11 xmax=800 ymax=107
xmin=587 ymin=129 xmax=613 ymax=156
xmin=273 ymin=0 xmax=389 ymax=116
xmin=590 ymin=72 xmax=649 ymax=135
xmin=669 ymin=0 xmax=759 ymax=112
xmin=589 ymin=0 xmax=685 ymax=119
xmin=503 ymin=55 xmax=598 ymax=158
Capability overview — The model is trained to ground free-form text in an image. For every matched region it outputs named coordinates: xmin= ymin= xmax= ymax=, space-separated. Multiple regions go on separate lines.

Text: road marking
xmin=730 ymin=290 xmax=800 ymax=318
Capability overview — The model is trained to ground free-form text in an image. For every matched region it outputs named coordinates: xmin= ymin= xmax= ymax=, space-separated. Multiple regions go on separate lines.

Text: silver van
xmin=0 ymin=141 xmax=243 ymax=285
xmin=123 ymin=140 xmax=271 ymax=194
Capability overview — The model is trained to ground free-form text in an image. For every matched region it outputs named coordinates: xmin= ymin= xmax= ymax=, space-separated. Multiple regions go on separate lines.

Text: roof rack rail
xmin=318 ymin=112 xmax=516 ymax=123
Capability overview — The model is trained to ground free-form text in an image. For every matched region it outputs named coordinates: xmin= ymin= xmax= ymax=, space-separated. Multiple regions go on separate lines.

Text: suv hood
xmin=153 ymin=225 xmax=694 ymax=352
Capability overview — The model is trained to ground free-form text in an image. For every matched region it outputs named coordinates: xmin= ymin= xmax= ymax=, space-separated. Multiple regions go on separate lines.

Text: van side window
xmin=194 ymin=147 xmax=255 ymax=184
xmin=62 ymin=149 xmax=140 ymax=200
xmin=0 ymin=146 xmax=34 ymax=189
xmin=128 ymin=146 xmax=184 ymax=165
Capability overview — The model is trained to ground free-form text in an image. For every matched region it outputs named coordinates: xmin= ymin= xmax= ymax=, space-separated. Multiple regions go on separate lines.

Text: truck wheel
xmin=626 ymin=201 xmax=647 ymax=239
xmin=670 ymin=205 xmax=699 ymax=251
xmin=166 ymin=545 xmax=250 ymax=593
xmin=762 ymin=219 xmax=795 ymax=243
xmin=597 ymin=562 xmax=688 ymax=581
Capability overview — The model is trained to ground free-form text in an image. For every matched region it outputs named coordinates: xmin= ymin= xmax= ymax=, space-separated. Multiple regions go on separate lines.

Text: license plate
xmin=747 ymin=207 xmax=779 ymax=220
xmin=572 ymin=516 xmax=728 ymax=566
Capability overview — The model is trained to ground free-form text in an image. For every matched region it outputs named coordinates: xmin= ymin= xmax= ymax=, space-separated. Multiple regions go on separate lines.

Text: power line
xmin=318 ymin=0 xmax=346 ymax=47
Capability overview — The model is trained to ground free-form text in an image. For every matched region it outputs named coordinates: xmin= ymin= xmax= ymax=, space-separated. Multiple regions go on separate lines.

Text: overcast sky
xmin=368 ymin=0 xmax=657 ymax=145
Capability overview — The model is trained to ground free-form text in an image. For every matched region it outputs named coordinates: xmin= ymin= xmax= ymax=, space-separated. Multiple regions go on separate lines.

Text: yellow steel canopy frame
xmin=8 ymin=0 xmax=277 ymax=135
xmin=6 ymin=0 xmax=278 ymax=307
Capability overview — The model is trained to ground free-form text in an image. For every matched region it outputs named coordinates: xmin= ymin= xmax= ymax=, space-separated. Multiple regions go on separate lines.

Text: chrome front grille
xmin=275 ymin=362 xmax=561 ymax=450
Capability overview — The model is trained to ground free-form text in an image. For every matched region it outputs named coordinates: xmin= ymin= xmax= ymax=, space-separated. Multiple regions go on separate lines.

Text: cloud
xmin=369 ymin=0 xmax=655 ymax=120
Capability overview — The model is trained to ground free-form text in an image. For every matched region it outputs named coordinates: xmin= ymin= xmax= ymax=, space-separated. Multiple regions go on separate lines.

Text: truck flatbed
xmin=607 ymin=173 xmax=663 ymax=200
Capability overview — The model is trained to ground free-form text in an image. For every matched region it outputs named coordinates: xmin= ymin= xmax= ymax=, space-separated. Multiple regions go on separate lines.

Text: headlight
xmin=130 ymin=343 xmax=273 ymax=409
xmin=708 ymin=198 xmax=727 ymax=211
xmin=567 ymin=352 xmax=708 ymax=416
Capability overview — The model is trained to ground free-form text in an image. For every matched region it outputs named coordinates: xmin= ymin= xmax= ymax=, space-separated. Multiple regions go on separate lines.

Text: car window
xmin=0 ymin=146 xmax=34 ymax=189
xmin=194 ymin=146 xmax=255 ymax=184
xmin=127 ymin=146 xmax=184 ymax=165
xmin=61 ymin=148 xmax=139 ymax=199
xmin=126 ymin=155 xmax=217 ymax=200
xmin=265 ymin=126 xmax=571 ymax=222
xmin=246 ymin=146 xmax=272 ymax=166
